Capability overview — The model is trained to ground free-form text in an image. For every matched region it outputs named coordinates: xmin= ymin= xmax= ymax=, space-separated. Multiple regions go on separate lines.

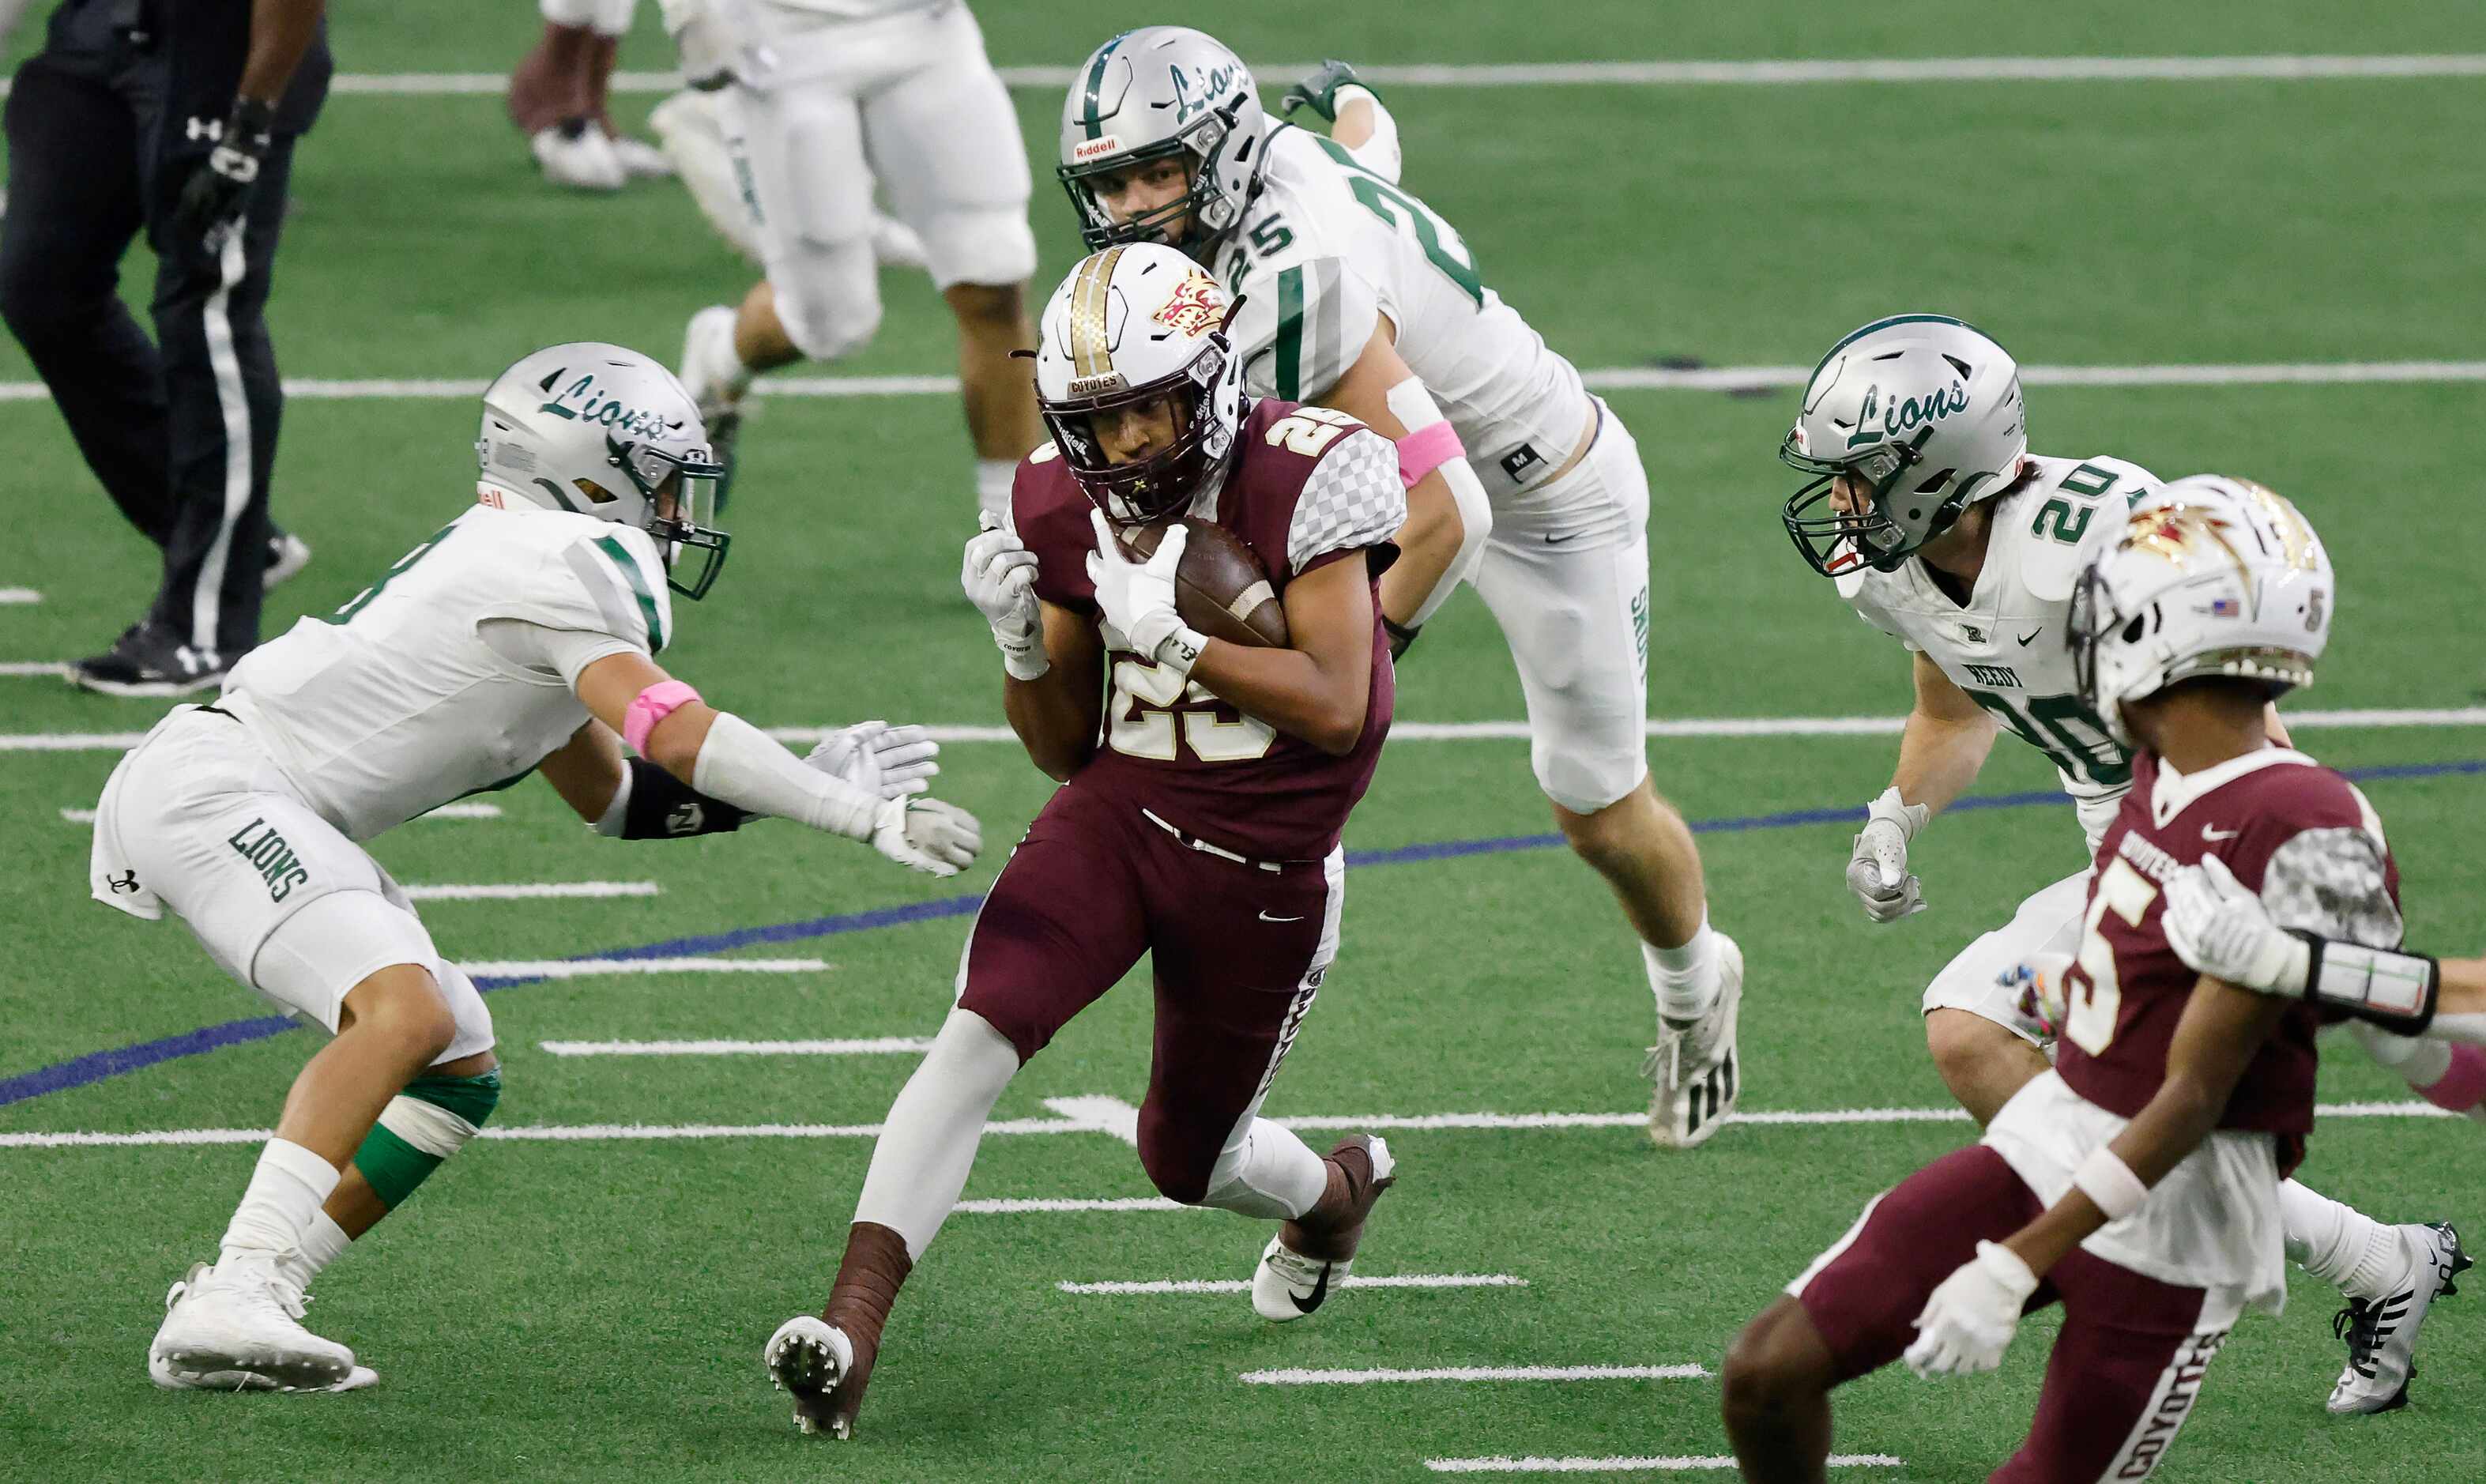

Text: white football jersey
xmin=1213 ymin=123 xmax=1593 ymax=514
xmin=1838 ymin=454 xmax=2159 ymax=846
xmin=217 ymin=504 xmax=672 ymax=842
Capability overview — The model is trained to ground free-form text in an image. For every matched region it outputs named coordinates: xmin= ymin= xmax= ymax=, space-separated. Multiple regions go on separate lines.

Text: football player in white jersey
xmin=92 ymin=343 xmax=981 ymax=1394
xmin=1781 ymin=316 xmax=2469 ymax=1412
xmin=665 ymin=0 xmax=1043 ymax=520
xmin=1053 ymin=31 xmax=1741 ymax=1147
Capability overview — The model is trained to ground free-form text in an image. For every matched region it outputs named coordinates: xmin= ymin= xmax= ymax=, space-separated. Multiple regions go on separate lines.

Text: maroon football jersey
xmin=1011 ymin=397 xmax=1402 ymax=860
xmin=2058 ymin=749 xmax=2401 ymax=1136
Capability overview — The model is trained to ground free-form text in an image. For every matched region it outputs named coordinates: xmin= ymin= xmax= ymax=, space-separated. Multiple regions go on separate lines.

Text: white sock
xmin=1200 ymin=1116 xmax=1328 ymax=1220
xmin=853 ymin=1008 xmax=1019 ymax=1260
xmin=591 ymin=0 xmax=635 ymax=38
xmin=975 ymin=459 xmax=1015 ymax=520
xmin=219 ymin=1139 xmax=341 ymax=1267
xmin=2279 ymin=1178 xmax=2404 ymax=1301
xmin=278 ymin=1211 xmax=354 ymax=1294
xmin=2353 ymin=1019 xmax=2451 ymax=1085
xmin=2434 ymin=1013 xmax=2486 ymax=1047
xmin=1646 ymin=912 xmax=1719 ymax=1024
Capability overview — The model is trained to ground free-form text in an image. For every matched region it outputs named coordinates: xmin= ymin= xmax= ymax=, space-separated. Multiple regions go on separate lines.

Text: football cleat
xmin=763 ymin=1315 xmax=861 ymax=1439
xmin=67 ymin=622 xmax=225 ymax=698
xmin=149 ymin=1259 xmax=356 ymax=1392
xmin=263 ymin=531 xmax=314 ymax=592
xmin=605 ymin=134 xmax=674 ymax=181
xmin=2327 ymin=1222 xmax=2469 ymax=1414
xmin=1252 ymin=1135 xmax=1398 ymax=1322
xmin=1644 ymin=934 xmax=1745 ymax=1149
xmin=530 ymin=119 xmax=624 ymax=192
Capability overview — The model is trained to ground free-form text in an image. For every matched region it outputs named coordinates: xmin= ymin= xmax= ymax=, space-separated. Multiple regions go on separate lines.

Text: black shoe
xmin=66 ymin=622 xmax=226 ymax=698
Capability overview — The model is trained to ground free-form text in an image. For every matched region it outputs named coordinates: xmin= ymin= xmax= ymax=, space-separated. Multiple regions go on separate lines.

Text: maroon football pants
xmin=1791 ymin=1145 xmax=2231 ymax=1482
xmin=956 ymin=781 xmax=1343 ymax=1203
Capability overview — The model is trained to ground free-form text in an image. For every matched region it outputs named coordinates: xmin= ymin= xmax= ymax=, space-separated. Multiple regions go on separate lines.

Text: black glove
xmin=172 ymin=98 xmax=277 ymax=248
xmin=1280 ymin=60 xmax=1377 ymax=123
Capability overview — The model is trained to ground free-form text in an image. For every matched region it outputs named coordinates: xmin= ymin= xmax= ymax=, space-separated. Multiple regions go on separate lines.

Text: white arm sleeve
xmin=1384 ymin=376 xmax=1491 ymax=625
xmin=1335 ymin=87 xmax=1403 ymax=184
xmin=689 ymin=712 xmax=878 ymax=840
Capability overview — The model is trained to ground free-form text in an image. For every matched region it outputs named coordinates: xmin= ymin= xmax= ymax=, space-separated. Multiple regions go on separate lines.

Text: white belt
xmin=1140 ymin=807 xmax=1286 ymax=873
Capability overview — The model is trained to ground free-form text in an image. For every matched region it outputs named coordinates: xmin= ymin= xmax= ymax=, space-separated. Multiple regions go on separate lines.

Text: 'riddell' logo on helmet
xmin=1846 ymin=379 xmax=1971 ymax=450
xmin=538 ymin=375 xmax=681 ymax=441
xmin=1152 ymin=270 xmax=1226 ymax=337
xmin=1072 ymin=134 xmax=1124 ymax=162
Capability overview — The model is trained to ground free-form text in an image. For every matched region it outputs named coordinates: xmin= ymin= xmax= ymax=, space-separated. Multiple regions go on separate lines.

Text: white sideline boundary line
xmin=1428 ymin=1460 xmax=1902 ymax=1477
xmin=1243 ymin=1364 xmax=1707 ymax=1385
xmin=1 ymin=1100 xmax=2455 ymax=1150
xmin=539 ymin=1036 xmax=933 ymax=1057
xmin=5 ymin=361 xmax=2483 ymax=407
xmin=460 ymin=957 xmax=828 ymax=979
xmin=403 ymin=881 xmax=658 ymax=902
xmin=1060 ymin=1274 xmax=1527 ymax=1295
xmin=0 ymin=55 xmax=2462 ymax=97
xmin=13 ymin=706 xmax=2484 ymax=752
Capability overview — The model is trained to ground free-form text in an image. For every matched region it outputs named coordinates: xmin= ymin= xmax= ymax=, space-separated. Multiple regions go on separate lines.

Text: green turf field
xmin=5 ymin=4 xmax=2485 ymax=1480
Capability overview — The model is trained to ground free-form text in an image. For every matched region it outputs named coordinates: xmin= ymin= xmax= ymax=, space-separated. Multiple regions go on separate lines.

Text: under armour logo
xmin=185 ymin=115 xmax=224 ymax=143
xmin=107 ymin=871 xmax=141 ymax=895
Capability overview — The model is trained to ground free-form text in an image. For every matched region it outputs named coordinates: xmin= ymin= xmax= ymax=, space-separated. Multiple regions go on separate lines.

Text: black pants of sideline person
xmin=0 ymin=50 xmax=301 ymax=668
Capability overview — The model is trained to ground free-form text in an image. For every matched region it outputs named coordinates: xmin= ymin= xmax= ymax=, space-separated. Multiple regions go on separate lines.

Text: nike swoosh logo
xmin=1290 ymin=1262 xmax=1332 ymax=1314
xmin=1543 ymin=532 xmax=1582 ymax=544
xmin=1260 ymin=911 xmax=1305 ymax=922
xmin=2015 ymin=629 xmax=2043 ymax=646
xmin=2202 ymin=826 xmax=2242 ymax=842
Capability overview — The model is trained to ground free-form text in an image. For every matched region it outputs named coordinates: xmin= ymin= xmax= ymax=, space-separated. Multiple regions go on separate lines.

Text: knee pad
xmin=916 ymin=209 xmax=1038 ymax=292
xmin=773 ymin=244 xmax=883 ymax=360
xmin=353 ymin=1068 xmax=501 ymax=1208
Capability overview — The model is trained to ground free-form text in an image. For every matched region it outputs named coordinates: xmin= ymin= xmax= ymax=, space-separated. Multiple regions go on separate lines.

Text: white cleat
xmin=762 ymin=1315 xmax=856 ymax=1437
xmin=1252 ymin=1235 xmax=1350 ymax=1324
xmin=679 ymin=304 xmax=751 ymax=429
xmin=262 ymin=532 xmax=313 ymax=593
xmin=1251 ymin=1135 xmax=1398 ymax=1322
xmin=606 ymin=134 xmax=675 ymax=180
xmin=2328 ymin=1222 xmax=2470 ymax=1414
xmin=530 ymin=122 xmax=625 ymax=192
xmin=149 ymin=1260 xmax=356 ymax=1392
xmin=1644 ymin=933 xmax=1744 ymax=1149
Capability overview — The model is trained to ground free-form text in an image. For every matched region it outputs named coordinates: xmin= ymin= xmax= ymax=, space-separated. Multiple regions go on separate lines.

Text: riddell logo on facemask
xmin=1073 ymin=135 xmax=1124 ymax=162
xmin=1152 ymin=271 xmax=1226 ymax=337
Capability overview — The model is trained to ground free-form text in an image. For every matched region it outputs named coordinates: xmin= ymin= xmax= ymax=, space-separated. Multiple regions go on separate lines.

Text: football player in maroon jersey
xmin=757 ymin=243 xmax=1408 ymax=1440
xmin=1721 ymin=477 xmax=2464 ymax=1481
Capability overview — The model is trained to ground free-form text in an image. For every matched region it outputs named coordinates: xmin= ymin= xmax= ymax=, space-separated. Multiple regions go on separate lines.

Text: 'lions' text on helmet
xmin=1057 ymin=27 xmax=1268 ymax=254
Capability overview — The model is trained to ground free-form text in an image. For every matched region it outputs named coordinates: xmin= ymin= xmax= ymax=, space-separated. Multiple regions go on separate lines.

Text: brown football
xmin=1115 ymin=516 xmax=1290 ymax=649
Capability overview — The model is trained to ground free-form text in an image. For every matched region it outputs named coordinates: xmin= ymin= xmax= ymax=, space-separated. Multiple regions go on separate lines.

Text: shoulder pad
xmin=2017 ymin=458 xmax=2153 ymax=603
xmin=1229 ymin=255 xmax=1381 ymax=403
xmin=543 ymin=523 xmax=673 ymax=654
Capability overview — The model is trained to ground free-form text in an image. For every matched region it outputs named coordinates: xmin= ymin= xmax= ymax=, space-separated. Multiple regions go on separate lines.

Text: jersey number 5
xmin=2063 ymin=856 xmax=2160 ymax=1054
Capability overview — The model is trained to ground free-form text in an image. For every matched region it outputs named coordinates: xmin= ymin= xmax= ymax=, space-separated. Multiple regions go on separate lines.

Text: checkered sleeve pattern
xmin=1288 ymin=428 xmax=1407 ymax=574
xmin=2260 ymin=827 xmax=2403 ymax=948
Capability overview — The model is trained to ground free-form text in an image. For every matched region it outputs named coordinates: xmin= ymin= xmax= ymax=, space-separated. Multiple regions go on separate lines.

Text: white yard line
xmin=1243 ymin=1364 xmax=1707 ymax=1386
xmin=955 ymin=1196 xmax=1189 ymax=1215
xmin=0 ymin=589 xmax=40 ymax=604
xmin=423 ymin=803 xmax=504 ymax=820
xmin=1041 ymin=1094 xmax=1143 ymax=1147
xmin=2 ymin=1099 xmax=2455 ymax=1151
xmin=403 ymin=881 xmax=658 ymax=901
xmin=13 ymin=706 xmax=2482 ymax=753
xmin=538 ymin=1037 xmax=933 ymax=1057
xmin=0 ymin=662 xmax=66 ymax=677
xmin=5 ymin=361 xmax=2484 ymax=407
xmin=58 ymin=808 xmax=95 ymax=824
xmin=9 ymin=55 xmax=2466 ymax=98
xmin=459 ymin=957 xmax=828 ymax=979
xmin=1060 ymin=1275 xmax=1527 ymax=1296
xmin=1426 ymin=1456 xmax=1906 ymax=1475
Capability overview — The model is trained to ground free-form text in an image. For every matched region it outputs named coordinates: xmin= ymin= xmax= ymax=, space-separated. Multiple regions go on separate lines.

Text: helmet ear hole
xmin=2120 ymin=614 xmax=2148 ymax=644
xmin=1913 ymin=468 xmax=1955 ymax=494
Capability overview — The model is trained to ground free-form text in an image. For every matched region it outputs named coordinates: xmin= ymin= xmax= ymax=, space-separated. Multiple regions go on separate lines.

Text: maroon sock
xmin=816 ymin=1221 xmax=913 ymax=1434
xmin=586 ymin=34 xmax=621 ymax=138
xmin=508 ymin=23 xmax=596 ymax=134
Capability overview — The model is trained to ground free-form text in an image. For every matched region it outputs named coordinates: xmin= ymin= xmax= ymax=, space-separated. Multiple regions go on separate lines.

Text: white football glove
xmin=2162 ymin=855 xmax=2311 ymax=995
xmin=962 ymin=513 xmax=1048 ymax=681
xmin=1846 ymin=787 xmax=1930 ymax=924
xmin=1085 ymin=509 xmax=1204 ymax=675
xmin=804 ymin=721 xmax=939 ymax=801
xmin=1904 ymin=1240 xmax=2038 ymax=1379
xmin=869 ymin=796 xmax=981 ymax=877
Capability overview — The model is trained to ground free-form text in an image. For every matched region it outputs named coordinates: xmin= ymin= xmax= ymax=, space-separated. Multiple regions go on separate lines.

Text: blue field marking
xmin=7 ymin=757 xmax=2480 ymax=1109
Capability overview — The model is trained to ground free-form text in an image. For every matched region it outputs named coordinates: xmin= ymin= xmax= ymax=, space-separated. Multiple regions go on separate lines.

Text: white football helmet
xmin=1032 ymin=243 xmax=1247 ymax=524
xmin=1057 ymin=26 xmax=1267 ymax=252
xmin=476 ymin=343 xmax=731 ymax=597
xmin=2070 ymin=475 xmax=2334 ymax=747
xmin=1781 ymin=314 xmax=2029 ymax=576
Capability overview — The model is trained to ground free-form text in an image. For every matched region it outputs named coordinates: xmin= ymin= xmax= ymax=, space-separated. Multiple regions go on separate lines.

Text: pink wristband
xmin=1396 ymin=421 xmax=1466 ymax=488
xmin=623 ymin=680 xmax=702 ymax=755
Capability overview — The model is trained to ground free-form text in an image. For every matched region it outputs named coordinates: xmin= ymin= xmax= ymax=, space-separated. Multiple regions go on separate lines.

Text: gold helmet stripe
xmin=1068 ymin=247 xmax=1126 ymax=380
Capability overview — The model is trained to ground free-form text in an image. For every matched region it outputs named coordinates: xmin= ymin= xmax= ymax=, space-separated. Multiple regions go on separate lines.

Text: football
xmin=1116 ymin=516 xmax=1290 ymax=649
